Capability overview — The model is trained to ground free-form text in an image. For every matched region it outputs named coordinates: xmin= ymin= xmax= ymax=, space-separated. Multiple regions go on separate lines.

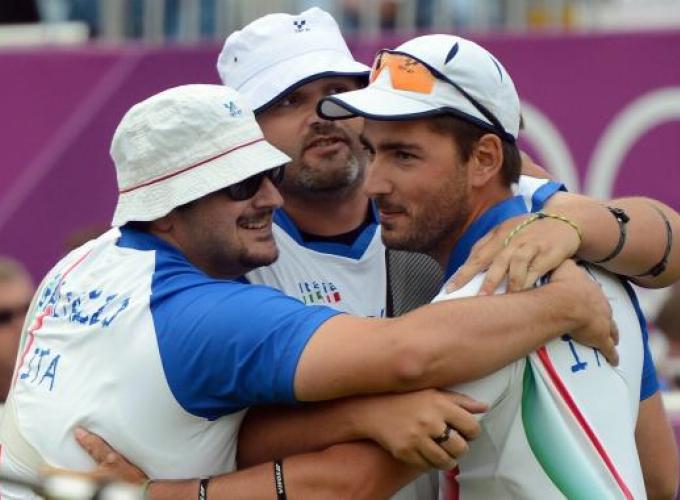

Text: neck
xmin=282 ymin=187 xmax=371 ymax=236
xmin=430 ymin=184 xmax=513 ymax=268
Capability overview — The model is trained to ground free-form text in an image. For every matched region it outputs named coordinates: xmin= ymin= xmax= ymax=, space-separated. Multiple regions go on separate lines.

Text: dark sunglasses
xmin=0 ymin=303 xmax=30 ymax=326
xmin=223 ymin=165 xmax=285 ymax=201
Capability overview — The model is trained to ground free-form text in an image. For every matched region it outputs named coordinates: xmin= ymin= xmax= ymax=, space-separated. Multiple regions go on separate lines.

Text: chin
xmin=242 ymin=249 xmax=279 ymax=269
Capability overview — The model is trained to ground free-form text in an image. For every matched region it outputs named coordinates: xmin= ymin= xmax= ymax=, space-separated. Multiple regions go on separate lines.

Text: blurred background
xmin=1 ymin=0 xmax=680 ymax=482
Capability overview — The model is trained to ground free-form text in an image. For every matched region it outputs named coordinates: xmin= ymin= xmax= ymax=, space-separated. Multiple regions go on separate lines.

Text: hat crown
xmin=216 ymin=8 xmax=369 ymax=112
xmin=111 ymin=84 xmax=259 ymax=193
xmin=218 ymin=8 xmax=350 ymax=90
xmin=109 ymin=84 xmax=290 ymax=227
xmin=394 ymin=34 xmax=520 ymax=138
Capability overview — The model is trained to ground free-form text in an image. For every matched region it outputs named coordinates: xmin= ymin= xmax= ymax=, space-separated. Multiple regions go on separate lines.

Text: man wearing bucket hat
xmin=317 ymin=34 xmax=679 ymax=499
xmin=212 ymin=10 xmax=680 ymax=498
xmin=67 ymin=9 xmax=680 ymax=500
xmin=0 ymin=83 xmax=623 ymax=499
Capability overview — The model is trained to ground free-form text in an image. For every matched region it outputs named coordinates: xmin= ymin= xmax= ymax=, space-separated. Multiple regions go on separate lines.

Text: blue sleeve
xmin=531 ymin=180 xmax=564 ymax=212
xmin=621 ymin=280 xmax=660 ymax=400
xmin=151 ymin=270 xmax=341 ymax=419
xmin=640 ymin=330 xmax=660 ymax=400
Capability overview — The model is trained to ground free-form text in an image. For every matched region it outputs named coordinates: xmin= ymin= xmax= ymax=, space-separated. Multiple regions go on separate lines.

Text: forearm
xmin=636 ymin=392 xmax=679 ymax=500
xmin=151 ymin=442 xmax=420 ymax=500
xmin=296 ymin=281 xmax=585 ymax=400
xmin=544 ymin=193 xmax=679 ymax=287
xmin=237 ymin=402 xmax=364 ymax=468
xmin=392 ymin=282 xmax=584 ymax=388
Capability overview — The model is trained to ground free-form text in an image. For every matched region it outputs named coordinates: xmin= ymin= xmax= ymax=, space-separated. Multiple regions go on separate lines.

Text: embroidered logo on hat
xmin=293 ymin=19 xmax=309 ymax=32
xmin=224 ymin=101 xmax=242 ymax=117
xmin=216 ymin=8 xmax=369 ymax=113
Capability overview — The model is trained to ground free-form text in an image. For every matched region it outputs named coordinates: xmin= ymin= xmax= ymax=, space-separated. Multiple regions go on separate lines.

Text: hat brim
xmin=319 ymin=85 xmax=519 ymax=142
xmin=241 ymin=50 xmax=370 ymax=113
xmin=112 ymin=138 xmax=290 ymax=227
xmin=317 ymin=86 xmax=440 ymax=121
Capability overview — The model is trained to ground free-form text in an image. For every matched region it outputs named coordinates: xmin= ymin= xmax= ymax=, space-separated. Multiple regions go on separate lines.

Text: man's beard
xmin=297 ymin=153 xmax=362 ymax=191
xmin=379 ymin=175 xmax=470 ymax=258
xmin=280 ymin=122 xmax=366 ymax=200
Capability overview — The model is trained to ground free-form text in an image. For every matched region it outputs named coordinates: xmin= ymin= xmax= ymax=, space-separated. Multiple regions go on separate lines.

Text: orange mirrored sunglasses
xmin=369 ymin=51 xmax=436 ymax=94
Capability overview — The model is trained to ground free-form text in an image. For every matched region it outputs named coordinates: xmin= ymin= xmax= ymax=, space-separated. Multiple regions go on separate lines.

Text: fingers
xmin=419 ymin=439 xmax=460 ymax=470
xmin=599 ymin=320 xmax=620 ymax=366
xmin=507 ymin=244 xmax=540 ymax=292
xmin=598 ymin=337 xmax=619 ymax=367
xmin=74 ymin=427 xmax=148 ymax=484
xmin=75 ymin=427 xmax=116 ymax=466
xmin=448 ymin=392 xmax=488 ymax=415
xmin=447 ymin=232 xmax=498 ymax=292
xmin=478 ymin=249 xmax=512 ymax=295
xmin=611 ymin=320 xmax=620 ymax=346
xmin=436 ymin=427 xmax=469 ymax=465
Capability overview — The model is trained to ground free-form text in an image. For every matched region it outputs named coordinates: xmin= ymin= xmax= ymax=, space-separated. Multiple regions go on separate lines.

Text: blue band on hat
xmin=254 ymin=71 xmax=369 ymax=115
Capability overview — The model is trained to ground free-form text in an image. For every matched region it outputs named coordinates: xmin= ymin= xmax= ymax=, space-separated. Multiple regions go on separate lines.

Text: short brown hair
xmin=428 ymin=114 xmax=521 ymax=186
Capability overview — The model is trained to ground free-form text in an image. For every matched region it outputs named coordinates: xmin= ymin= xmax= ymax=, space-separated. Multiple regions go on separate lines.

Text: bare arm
xmin=151 ymin=443 xmax=419 ymax=500
xmin=237 ymin=390 xmax=484 ymax=469
xmin=74 ymin=431 xmax=421 ymax=500
xmin=546 ymin=194 xmax=679 ymax=288
xmin=636 ymin=392 xmax=679 ymax=500
xmin=449 ymin=193 xmax=679 ymax=294
xmin=295 ymin=260 xmax=616 ymax=401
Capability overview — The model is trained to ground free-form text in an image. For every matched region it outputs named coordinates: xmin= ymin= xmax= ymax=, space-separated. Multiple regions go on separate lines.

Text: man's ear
xmin=469 ymin=134 xmax=503 ymax=188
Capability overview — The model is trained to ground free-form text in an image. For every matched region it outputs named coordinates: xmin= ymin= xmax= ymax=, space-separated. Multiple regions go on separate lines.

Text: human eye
xmin=394 ymin=150 xmax=418 ymax=162
xmin=327 ymin=85 xmax=350 ymax=96
xmin=274 ymin=93 xmax=300 ymax=109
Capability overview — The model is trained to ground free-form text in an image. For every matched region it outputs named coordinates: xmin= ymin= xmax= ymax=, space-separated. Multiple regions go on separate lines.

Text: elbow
xmin=389 ymin=338 xmax=434 ymax=391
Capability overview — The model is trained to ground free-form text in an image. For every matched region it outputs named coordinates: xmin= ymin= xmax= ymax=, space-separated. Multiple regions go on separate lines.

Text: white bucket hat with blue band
xmin=217 ymin=7 xmax=370 ymax=114
xmin=111 ymin=84 xmax=291 ymax=227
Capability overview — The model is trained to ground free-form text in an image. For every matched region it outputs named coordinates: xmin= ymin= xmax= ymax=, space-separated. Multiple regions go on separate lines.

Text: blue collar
xmin=273 ymin=204 xmax=379 ymax=260
xmin=117 ymin=226 xmax=183 ymax=255
xmin=443 ymin=196 xmax=529 ymax=281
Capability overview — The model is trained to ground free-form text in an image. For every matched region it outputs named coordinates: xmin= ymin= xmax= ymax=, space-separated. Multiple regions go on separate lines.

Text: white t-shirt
xmin=435 ymin=267 xmax=651 ymax=500
xmin=246 ymin=207 xmax=387 ymax=317
xmin=0 ymin=227 xmax=339 ymax=499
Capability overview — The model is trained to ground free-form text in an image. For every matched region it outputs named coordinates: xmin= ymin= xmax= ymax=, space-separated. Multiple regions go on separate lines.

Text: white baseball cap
xmin=110 ymin=84 xmax=290 ymax=227
xmin=216 ymin=7 xmax=370 ymax=113
xmin=318 ymin=34 xmax=520 ymax=141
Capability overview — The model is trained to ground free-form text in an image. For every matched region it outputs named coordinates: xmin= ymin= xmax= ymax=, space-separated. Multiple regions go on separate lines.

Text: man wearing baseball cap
xmin=213 ymin=11 xmax=680 ymax=499
xmin=0 ymin=83 xmax=622 ymax=499
xmin=216 ymin=7 xmax=443 ymax=321
xmin=218 ymin=7 xmax=680 ymax=323
xmin=38 ymin=8 xmax=680 ymax=496
xmin=318 ymin=34 xmax=679 ymax=498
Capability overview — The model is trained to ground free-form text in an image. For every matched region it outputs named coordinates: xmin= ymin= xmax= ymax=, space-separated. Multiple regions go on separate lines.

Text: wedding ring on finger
xmin=433 ymin=425 xmax=454 ymax=445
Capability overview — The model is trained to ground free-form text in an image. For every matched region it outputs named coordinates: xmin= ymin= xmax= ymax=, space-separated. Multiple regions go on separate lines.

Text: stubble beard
xmin=280 ymin=152 xmax=365 ymax=202
xmin=380 ymin=176 xmax=471 ymax=259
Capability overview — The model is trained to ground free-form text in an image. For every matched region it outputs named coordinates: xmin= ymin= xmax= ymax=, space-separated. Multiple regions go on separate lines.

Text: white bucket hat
xmin=318 ymin=34 xmax=520 ymax=141
xmin=110 ymin=84 xmax=290 ymax=227
xmin=216 ymin=7 xmax=370 ymax=113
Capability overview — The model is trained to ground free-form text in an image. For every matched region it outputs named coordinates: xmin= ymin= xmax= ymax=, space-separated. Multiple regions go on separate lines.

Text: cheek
xmin=260 ymin=118 xmax=301 ymax=156
xmin=344 ymin=117 xmax=364 ymax=135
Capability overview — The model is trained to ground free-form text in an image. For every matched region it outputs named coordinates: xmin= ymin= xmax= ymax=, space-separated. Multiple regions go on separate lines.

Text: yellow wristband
xmin=503 ymin=212 xmax=583 ymax=248
xmin=141 ymin=479 xmax=152 ymax=500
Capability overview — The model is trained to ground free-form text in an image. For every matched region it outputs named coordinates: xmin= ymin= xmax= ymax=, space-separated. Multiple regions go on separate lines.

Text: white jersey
xmin=435 ymin=273 xmax=653 ymax=497
xmin=247 ymin=176 xmax=565 ymax=500
xmin=246 ymin=208 xmax=387 ymax=317
xmin=0 ymin=227 xmax=338 ymax=499
xmin=247 ymin=175 xmax=558 ymax=320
